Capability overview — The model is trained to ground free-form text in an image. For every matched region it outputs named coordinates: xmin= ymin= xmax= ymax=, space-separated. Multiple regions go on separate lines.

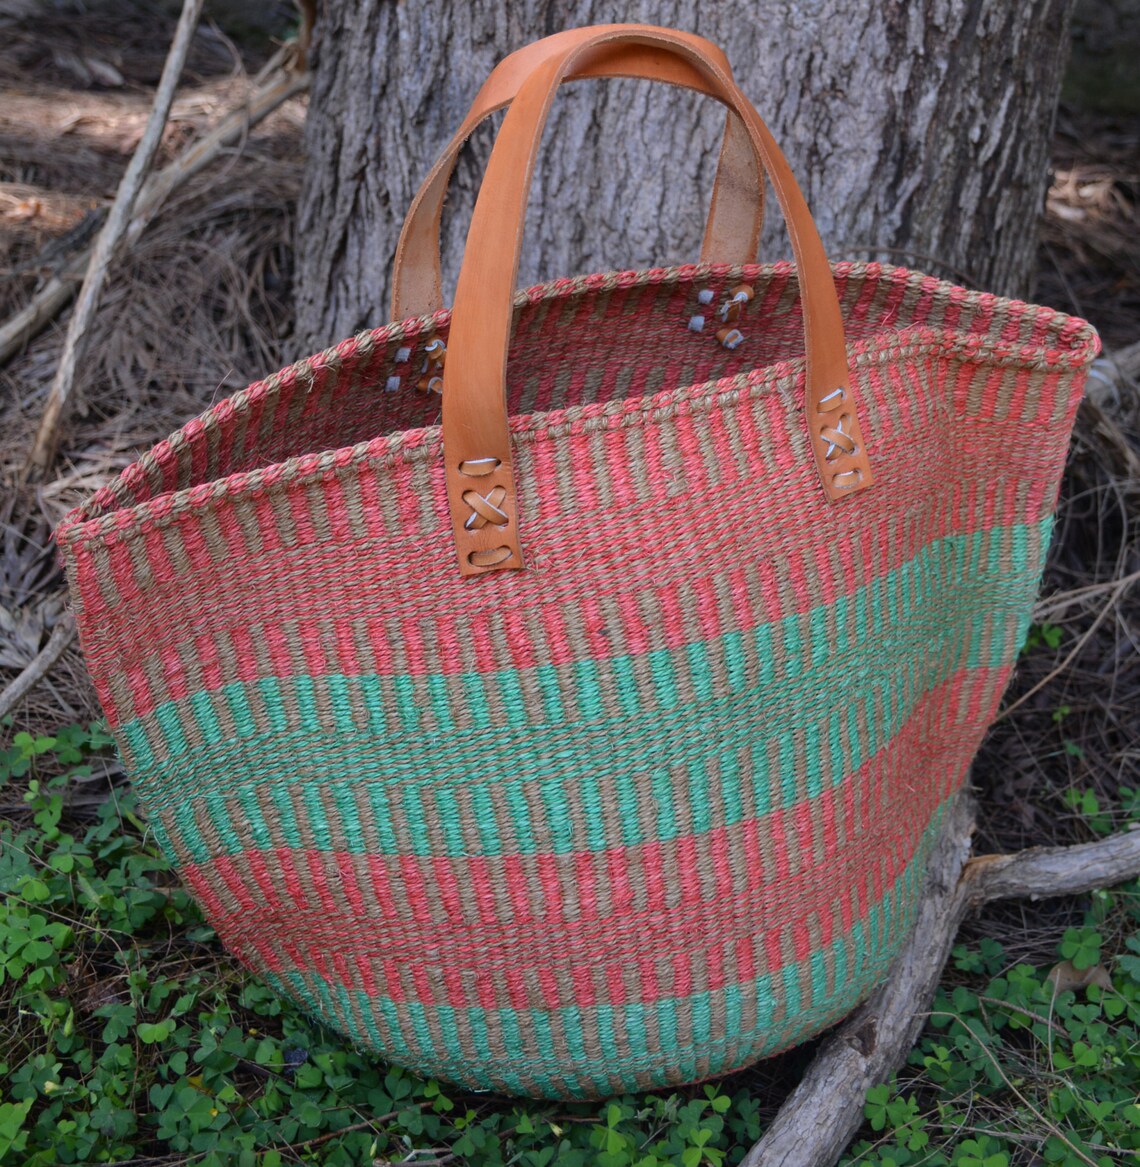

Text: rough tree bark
xmin=295 ymin=0 xmax=1077 ymax=351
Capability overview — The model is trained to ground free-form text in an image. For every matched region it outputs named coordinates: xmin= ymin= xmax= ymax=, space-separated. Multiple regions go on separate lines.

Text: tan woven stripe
xmin=275 ymin=619 xmax=308 ymax=686
xmin=247 ymin=619 xmax=276 ymax=692
xmin=88 ymin=539 xmax=124 ymax=619
xmin=639 ymin=357 xmax=669 ymax=412
xmin=609 ymin=363 xmax=637 ymax=415
xmin=397 ymin=962 xmax=451 ymax=1063
xmin=556 ymin=600 xmax=596 ymax=721
xmin=156 ymin=806 xmax=197 ymax=871
xmin=475 ymin=652 xmax=513 ymax=734
xmin=667 ymin=760 xmax=699 ymax=871
xmin=412 ymin=790 xmax=454 ymax=939
xmin=201 ymin=652 xmax=239 ymax=749
xmin=448 ymin=633 xmax=483 ymax=737
xmin=807 ymin=910 xmax=827 ymax=1012
xmin=267 ymin=487 xmax=302 ymax=553
xmin=404 ymin=453 xmax=440 ymax=543
xmin=673 ymin=949 xmax=700 ymax=1055
xmin=628 ymin=772 xmax=657 ymax=917
xmin=200 ymin=409 xmax=223 ymax=486
xmin=654 ymin=407 xmax=687 ymax=500
xmin=588 ymin=591 xmax=623 ymax=663
xmin=281 ymin=359 xmax=315 ymax=439
xmin=1014 ymin=365 xmax=1045 ymax=424
xmin=139 ymin=442 xmax=169 ymax=502
xmin=1044 ymin=369 xmax=1071 ymax=428
xmin=669 ymin=581 xmax=702 ymax=711
xmin=366 ymin=452 xmax=408 ymax=541
xmin=249 ymin=371 xmax=282 ymax=462
xmin=476 ymin=998 xmax=513 ymax=1080
xmin=701 ymin=573 xmax=739 ymax=707
xmin=924 ymin=278 xmax=956 ymax=331
xmin=189 ymin=797 xmax=227 ymax=888
xmin=286 ymin=781 xmax=324 ymax=860
xmin=688 ymin=393 xmax=727 ymax=494
xmin=550 ymin=409 xmax=582 ymax=520
xmin=349 ymin=617 xmax=375 ymax=689
xmin=319 ymin=631 xmax=364 ymax=728
xmin=509 ymin=298 xmax=552 ymax=414
xmin=319 ymin=342 xmax=355 ymax=433
xmin=621 ymin=424 xmax=652 ymax=508
xmin=124 ymin=522 xmax=156 ymax=597
xmin=445 ymin=784 xmax=494 ymax=928
xmin=405 ymin=620 xmax=441 ymax=743
xmin=299 ymin=477 xmax=331 ymax=545
xmin=513 ymin=607 xmax=550 ymax=724
xmin=333 ymin=465 xmax=371 ymax=545
xmin=723 ymin=760 xmax=753 ymax=912
xmin=576 ymin=979 xmax=606 ymax=1076
xmin=227 ymin=494 xmax=263 ymax=560
xmin=158 ymin=517 xmax=196 ymax=595
xmin=222 ymin=396 xmax=254 ymax=481
xmin=161 ymin=428 xmax=193 ymax=494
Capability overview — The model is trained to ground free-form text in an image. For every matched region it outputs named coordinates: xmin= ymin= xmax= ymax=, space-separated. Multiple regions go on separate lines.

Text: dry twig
xmin=23 ymin=0 xmax=206 ymax=478
xmin=0 ymin=614 xmax=76 ymax=722
xmin=0 ymin=48 xmax=309 ymax=373
xmin=1000 ymin=568 xmax=1137 ymax=721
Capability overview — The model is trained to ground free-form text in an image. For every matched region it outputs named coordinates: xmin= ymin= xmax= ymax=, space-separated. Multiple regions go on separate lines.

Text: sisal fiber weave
xmin=58 ymin=255 xmax=1096 ymax=1097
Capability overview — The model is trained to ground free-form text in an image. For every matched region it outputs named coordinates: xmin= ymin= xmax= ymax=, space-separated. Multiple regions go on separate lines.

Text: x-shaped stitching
xmin=463 ymin=486 xmax=509 ymax=530
xmin=820 ymin=415 xmax=857 ymax=460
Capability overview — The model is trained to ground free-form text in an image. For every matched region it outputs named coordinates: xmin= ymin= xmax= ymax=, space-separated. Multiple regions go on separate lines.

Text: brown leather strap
xmin=390 ymin=27 xmax=763 ymax=321
xmin=442 ymin=25 xmax=874 ymax=576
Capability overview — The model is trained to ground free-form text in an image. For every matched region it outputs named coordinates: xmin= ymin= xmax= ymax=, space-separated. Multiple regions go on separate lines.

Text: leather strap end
xmin=447 ymin=458 xmax=525 ymax=575
xmin=811 ymin=386 xmax=875 ymax=499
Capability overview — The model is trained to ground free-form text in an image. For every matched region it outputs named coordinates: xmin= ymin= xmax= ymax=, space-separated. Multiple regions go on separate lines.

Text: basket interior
xmin=76 ymin=262 xmax=1096 ymax=521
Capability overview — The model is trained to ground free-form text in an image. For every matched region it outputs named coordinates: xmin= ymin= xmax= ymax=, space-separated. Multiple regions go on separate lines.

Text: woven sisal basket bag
xmin=57 ymin=26 xmax=1098 ymax=1098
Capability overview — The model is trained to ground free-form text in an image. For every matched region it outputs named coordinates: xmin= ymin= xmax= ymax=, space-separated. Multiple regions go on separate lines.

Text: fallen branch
xmin=965 ymin=826 xmax=1140 ymax=903
xmin=24 ymin=0 xmax=206 ymax=479
xmin=0 ymin=48 xmax=310 ymax=372
xmin=0 ymin=615 xmax=77 ymax=722
xmin=741 ymin=797 xmax=1140 ymax=1167
xmin=120 ymin=48 xmax=310 ymax=250
xmin=741 ymin=796 xmax=976 ymax=1167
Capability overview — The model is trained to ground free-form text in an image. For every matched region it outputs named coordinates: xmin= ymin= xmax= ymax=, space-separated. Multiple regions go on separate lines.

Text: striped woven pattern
xmin=57 ymin=260 xmax=1097 ymax=1098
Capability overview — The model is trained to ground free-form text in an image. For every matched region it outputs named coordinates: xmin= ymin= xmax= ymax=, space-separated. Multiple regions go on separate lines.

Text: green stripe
xmin=125 ymin=521 xmax=1047 ymax=865
xmin=255 ymin=805 xmax=946 ymax=1098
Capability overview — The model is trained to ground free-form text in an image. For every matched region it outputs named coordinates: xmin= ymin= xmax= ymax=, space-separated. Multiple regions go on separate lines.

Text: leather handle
xmin=390 ymin=27 xmax=763 ymax=321
xmin=442 ymin=25 xmax=874 ymax=577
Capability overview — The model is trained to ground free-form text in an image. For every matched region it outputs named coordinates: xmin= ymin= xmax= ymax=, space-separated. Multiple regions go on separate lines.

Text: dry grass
xmin=1038 ymin=107 xmax=1140 ymax=351
xmin=0 ymin=2 xmax=303 ymax=721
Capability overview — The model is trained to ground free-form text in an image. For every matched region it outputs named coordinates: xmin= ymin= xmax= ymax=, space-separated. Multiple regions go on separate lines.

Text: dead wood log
xmin=742 ymin=798 xmax=1140 ymax=1167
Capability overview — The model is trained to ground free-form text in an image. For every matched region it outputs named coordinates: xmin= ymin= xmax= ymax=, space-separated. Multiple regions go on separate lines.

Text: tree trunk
xmin=295 ymin=0 xmax=1076 ymax=356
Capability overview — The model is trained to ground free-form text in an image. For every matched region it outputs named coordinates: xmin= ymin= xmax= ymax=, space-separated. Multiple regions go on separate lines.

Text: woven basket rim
xmin=55 ymin=260 xmax=1099 ymax=550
